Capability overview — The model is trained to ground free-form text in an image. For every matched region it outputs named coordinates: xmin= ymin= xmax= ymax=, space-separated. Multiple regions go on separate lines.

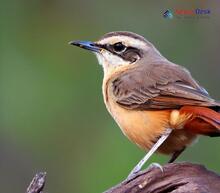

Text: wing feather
xmin=112 ymin=62 xmax=218 ymax=110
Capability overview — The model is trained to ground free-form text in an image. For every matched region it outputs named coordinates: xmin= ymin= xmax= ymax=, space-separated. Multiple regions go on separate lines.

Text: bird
xmin=69 ymin=31 xmax=220 ymax=179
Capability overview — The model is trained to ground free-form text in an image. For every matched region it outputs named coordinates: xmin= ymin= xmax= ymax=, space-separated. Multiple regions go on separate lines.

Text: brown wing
xmin=112 ymin=62 xmax=218 ymax=110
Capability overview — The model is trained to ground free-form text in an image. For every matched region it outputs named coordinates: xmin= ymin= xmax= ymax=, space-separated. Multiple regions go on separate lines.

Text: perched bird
xmin=69 ymin=31 xmax=220 ymax=179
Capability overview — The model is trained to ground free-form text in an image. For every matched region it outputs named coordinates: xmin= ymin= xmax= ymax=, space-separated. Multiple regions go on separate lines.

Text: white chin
xmin=95 ymin=51 xmax=130 ymax=70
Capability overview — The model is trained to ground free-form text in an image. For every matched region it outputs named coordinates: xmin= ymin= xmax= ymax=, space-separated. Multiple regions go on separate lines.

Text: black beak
xmin=69 ymin=40 xmax=101 ymax=53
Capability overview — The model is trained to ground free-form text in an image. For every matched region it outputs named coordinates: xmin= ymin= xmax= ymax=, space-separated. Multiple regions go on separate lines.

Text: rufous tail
xmin=180 ymin=106 xmax=220 ymax=137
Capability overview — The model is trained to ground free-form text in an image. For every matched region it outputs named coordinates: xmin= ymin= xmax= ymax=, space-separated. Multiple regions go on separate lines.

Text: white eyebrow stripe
xmin=98 ymin=36 xmax=148 ymax=49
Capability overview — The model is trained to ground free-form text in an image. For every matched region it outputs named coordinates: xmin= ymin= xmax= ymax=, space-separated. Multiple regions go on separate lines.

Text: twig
xmin=26 ymin=172 xmax=46 ymax=193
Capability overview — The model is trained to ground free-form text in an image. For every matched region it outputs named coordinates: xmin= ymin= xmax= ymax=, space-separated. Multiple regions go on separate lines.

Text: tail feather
xmin=180 ymin=106 xmax=220 ymax=136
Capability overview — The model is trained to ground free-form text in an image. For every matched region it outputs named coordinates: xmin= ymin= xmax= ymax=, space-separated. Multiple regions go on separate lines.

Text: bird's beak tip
xmin=69 ymin=40 xmax=101 ymax=52
xmin=68 ymin=40 xmax=78 ymax=46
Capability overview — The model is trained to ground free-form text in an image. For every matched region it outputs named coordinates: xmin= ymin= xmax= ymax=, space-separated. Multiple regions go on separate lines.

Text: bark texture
xmin=104 ymin=163 xmax=220 ymax=193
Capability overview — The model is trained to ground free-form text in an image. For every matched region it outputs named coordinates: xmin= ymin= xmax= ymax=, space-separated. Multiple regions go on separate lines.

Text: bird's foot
xmin=147 ymin=162 xmax=163 ymax=172
xmin=125 ymin=162 xmax=163 ymax=182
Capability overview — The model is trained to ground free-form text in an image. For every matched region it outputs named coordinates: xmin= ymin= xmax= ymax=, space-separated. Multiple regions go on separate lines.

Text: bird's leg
xmin=127 ymin=128 xmax=172 ymax=180
xmin=168 ymin=146 xmax=186 ymax=163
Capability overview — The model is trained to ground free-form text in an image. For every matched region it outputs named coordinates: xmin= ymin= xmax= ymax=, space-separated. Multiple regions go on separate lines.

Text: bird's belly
xmin=106 ymin=98 xmax=169 ymax=150
xmin=106 ymin=99 xmax=197 ymax=154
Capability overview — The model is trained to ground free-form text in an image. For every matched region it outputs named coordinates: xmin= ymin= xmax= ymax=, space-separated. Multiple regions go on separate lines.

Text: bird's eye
xmin=112 ymin=42 xmax=126 ymax=53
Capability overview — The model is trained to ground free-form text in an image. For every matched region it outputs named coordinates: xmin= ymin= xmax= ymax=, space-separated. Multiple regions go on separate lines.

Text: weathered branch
xmin=26 ymin=172 xmax=46 ymax=193
xmin=25 ymin=163 xmax=220 ymax=193
xmin=104 ymin=162 xmax=220 ymax=193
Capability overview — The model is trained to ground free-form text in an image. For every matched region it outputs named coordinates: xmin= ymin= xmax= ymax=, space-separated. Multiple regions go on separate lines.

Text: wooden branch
xmin=104 ymin=162 xmax=220 ymax=193
xmin=25 ymin=163 xmax=220 ymax=193
xmin=26 ymin=172 xmax=46 ymax=193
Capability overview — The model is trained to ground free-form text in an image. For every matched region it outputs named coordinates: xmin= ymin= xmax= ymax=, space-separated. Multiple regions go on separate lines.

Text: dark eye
xmin=112 ymin=42 xmax=126 ymax=53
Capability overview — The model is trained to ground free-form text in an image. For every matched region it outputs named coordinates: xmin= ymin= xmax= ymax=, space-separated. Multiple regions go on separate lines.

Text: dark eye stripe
xmin=97 ymin=43 xmax=142 ymax=62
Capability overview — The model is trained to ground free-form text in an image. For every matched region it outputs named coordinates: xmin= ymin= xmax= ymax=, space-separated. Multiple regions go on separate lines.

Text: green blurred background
xmin=0 ymin=0 xmax=220 ymax=192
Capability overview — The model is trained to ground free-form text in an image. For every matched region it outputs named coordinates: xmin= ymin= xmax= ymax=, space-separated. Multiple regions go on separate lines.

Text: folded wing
xmin=112 ymin=62 xmax=218 ymax=110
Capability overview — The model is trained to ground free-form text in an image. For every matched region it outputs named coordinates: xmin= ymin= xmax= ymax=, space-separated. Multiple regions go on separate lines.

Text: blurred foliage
xmin=0 ymin=0 xmax=220 ymax=192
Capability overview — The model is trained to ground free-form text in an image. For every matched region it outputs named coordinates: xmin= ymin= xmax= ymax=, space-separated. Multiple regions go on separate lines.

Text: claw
xmin=147 ymin=162 xmax=163 ymax=172
xmin=125 ymin=163 xmax=163 ymax=182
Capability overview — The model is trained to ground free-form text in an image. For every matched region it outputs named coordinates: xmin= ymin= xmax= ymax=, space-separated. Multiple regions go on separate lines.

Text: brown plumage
xmin=70 ymin=31 xmax=220 ymax=176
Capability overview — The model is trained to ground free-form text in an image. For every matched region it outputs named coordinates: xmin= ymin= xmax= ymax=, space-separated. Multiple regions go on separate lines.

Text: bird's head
xmin=70 ymin=31 xmax=164 ymax=74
